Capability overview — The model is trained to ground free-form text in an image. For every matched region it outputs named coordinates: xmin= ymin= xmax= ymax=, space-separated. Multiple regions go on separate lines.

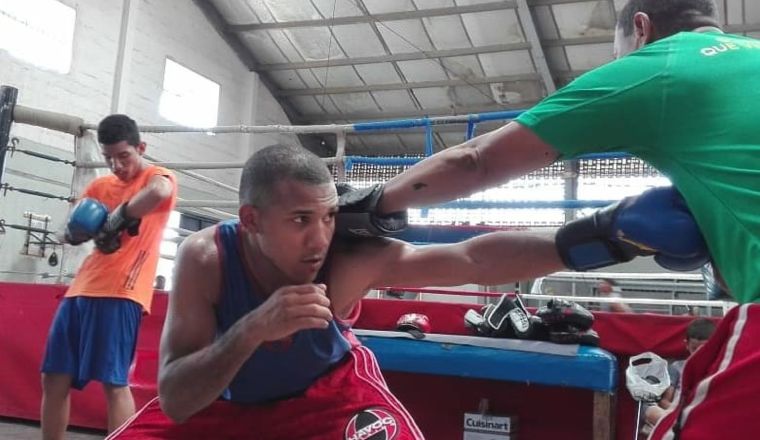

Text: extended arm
xmin=374 ymin=232 xmax=564 ymax=288
xmin=328 ymin=187 xmax=708 ymax=314
xmin=327 ymin=231 xmax=564 ymax=316
xmin=376 ymin=48 xmax=670 ymax=216
xmin=377 ymin=122 xmax=558 ymax=213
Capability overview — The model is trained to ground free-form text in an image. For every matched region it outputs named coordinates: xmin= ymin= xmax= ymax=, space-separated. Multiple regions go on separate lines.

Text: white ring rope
xmin=75 ymin=156 xmax=343 ymax=170
xmin=12 ymin=105 xmax=348 ymax=195
xmin=13 ymin=104 xmax=354 ymax=136
xmin=82 ymin=122 xmax=354 ymax=135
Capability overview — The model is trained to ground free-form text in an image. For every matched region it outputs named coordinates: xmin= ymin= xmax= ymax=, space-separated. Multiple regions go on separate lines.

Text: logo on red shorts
xmin=344 ymin=408 xmax=399 ymax=440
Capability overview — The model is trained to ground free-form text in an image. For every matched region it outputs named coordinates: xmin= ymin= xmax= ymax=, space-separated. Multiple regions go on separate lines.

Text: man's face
xmin=245 ymin=180 xmax=338 ymax=285
xmin=101 ymin=140 xmax=146 ymax=182
xmin=598 ymin=281 xmax=614 ymax=295
xmin=686 ymin=337 xmax=708 ymax=355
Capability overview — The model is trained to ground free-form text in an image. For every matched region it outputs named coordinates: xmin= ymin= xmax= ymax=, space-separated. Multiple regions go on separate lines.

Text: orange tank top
xmin=65 ymin=165 xmax=177 ymax=312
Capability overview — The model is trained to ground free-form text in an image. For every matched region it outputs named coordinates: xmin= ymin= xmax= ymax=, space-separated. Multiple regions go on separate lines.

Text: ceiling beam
xmin=230 ymin=1 xmax=517 ymax=31
xmin=528 ymin=0 xmax=601 ymax=5
xmin=541 ymin=24 xmax=760 ymax=48
xmin=277 ymin=74 xmax=541 ymax=97
xmin=555 ymin=69 xmax=590 ymax=80
xmin=192 ymin=0 xmax=257 ymax=70
xmin=192 ymin=0 xmax=333 ymax=153
xmin=542 ymin=35 xmax=613 ymax=47
xmin=258 ymin=42 xmax=532 ymax=71
xmin=515 ymin=0 xmax=556 ymax=93
xmin=353 ymin=0 xmax=426 ymax=120
xmin=541 ymin=23 xmax=760 ymax=47
xmin=297 ymin=102 xmax=538 ymax=123
xmin=191 ymin=0 xmax=302 ymax=123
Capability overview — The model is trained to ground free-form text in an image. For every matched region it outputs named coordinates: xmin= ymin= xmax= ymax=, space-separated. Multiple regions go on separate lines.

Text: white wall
xmin=0 ymin=0 xmax=293 ymax=282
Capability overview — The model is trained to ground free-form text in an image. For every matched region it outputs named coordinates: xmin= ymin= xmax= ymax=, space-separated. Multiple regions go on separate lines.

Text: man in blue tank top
xmin=106 ymin=144 xmax=569 ymax=439
xmin=109 ymin=144 xmax=666 ymax=439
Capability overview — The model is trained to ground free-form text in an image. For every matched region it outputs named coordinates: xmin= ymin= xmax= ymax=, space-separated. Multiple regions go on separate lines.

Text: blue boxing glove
xmin=335 ymin=183 xmax=407 ymax=237
xmin=555 ymin=186 xmax=709 ymax=271
xmin=94 ymin=203 xmax=141 ymax=254
xmin=65 ymin=198 xmax=108 ymax=245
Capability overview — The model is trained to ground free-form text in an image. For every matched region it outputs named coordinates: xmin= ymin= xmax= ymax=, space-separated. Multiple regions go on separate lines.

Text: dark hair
xmin=686 ymin=318 xmax=716 ymax=341
xmin=97 ymin=114 xmax=141 ymax=146
xmin=600 ymin=278 xmax=619 ymax=287
xmin=239 ymin=145 xmax=333 ymax=207
xmin=617 ymin=0 xmax=719 ymax=39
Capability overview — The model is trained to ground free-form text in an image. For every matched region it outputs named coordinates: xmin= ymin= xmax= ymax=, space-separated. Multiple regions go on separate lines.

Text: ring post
xmin=424 ymin=119 xmax=434 ymax=156
xmin=0 ymin=86 xmax=19 ymax=186
xmin=465 ymin=119 xmax=477 ymax=140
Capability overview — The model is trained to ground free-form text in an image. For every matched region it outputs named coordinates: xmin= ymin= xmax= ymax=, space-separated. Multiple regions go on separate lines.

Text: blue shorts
xmin=41 ymin=296 xmax=142 ymax=389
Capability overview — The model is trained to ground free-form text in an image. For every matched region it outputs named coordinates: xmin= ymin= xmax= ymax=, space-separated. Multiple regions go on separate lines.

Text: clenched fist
xmin=248 ymin=284 xmax=333 ymax=342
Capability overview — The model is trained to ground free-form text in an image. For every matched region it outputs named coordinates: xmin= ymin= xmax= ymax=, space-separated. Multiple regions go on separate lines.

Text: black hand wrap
xmin=335 ymin=183 xmax=407 ymax=238
xmin=94 ymin=203 xmax=141 ymax=254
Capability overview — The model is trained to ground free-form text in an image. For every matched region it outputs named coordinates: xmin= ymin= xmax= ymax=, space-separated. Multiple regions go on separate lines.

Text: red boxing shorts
xmin=108 ymin=346 xmax=424 ymax=440
xmin=649 ymin=303 xmax=760 ymax=440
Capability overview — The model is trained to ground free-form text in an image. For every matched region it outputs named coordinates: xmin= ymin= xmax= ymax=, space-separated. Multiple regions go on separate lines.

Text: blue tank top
xmin=214 ymin=220 xmax=353 ymax=404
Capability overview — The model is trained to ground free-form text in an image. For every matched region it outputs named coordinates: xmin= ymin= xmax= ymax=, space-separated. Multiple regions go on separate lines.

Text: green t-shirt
xmin=517 ymin=31 xmax=760 ymax=303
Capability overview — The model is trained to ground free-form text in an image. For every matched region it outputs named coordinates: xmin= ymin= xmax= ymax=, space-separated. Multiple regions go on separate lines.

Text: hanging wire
xmin=319 ymin=0 xmax=340 ymax=110
xmin=343 ymin=0 xmax=503 ymax=106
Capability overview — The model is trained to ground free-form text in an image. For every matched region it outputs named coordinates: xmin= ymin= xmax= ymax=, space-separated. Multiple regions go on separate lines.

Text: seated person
xmin=596 ymin=278 xmax=634 ymax=313
xmin=108 ymin=145 xmax=707 ymax=439
xmin=643 ymin=318 xmax=717 ymax=429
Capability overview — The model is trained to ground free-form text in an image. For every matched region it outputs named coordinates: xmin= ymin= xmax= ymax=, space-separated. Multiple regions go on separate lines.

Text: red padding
xmin=0 ymin=282 xmax=167 ymax=429
xmin=0 ymin=282 xmax=718 ymax=439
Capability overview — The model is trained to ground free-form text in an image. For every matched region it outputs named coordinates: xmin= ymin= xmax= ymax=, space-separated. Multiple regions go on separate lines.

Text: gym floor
xmin=0 ymin=418 xmax=102 ymax=439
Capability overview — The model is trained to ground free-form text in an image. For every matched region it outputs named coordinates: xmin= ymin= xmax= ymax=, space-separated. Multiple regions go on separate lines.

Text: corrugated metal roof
xmin=200 ymin=0 xmax=760 ymax=154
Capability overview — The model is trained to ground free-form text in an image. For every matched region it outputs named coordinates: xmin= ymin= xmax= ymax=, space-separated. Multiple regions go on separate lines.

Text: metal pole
xmin=335 ymin=131 xmax=347 ymax=183
xmin=424 ymin=120 xmax=434 ymax=156
xmin=0 ymin=86 xmax=19 ymax=185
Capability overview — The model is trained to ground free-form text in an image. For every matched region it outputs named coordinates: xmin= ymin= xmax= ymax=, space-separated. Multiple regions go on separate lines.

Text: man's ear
xmin=239 ymin=205 xmax=261 ymax=234
xmin=633 ymin=11 xmax=655 ymax=47
xmin=135 ymin=141 xmax=147 ymax=156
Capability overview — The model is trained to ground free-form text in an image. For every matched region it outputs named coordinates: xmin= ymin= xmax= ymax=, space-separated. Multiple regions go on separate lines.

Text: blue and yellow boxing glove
xmin=555 ymin=186 xmax=709 ymax=271
xmin=335 ymin=183 xmax=407 ymax=237
xmin=94 ymin=202 xmax=141 ymax=254
xmin=65 ymin=198 xmax=108 ymax=245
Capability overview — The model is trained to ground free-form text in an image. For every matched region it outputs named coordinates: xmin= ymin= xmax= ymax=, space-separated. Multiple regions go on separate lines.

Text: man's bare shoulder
xmin=177 ymin=226 xmax=220 ymax=273
xmin=173 ymin=226 xmax=223 ymax=304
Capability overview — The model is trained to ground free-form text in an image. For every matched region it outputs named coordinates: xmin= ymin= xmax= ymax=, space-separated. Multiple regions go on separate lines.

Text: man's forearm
xmin=465 ymin=232 xmax=566 ymax=285
xmin=158 ymin=315 xmax=263 ymax=422
xmin=378 ymin=122 xmax=558 ymax=214
xmin=125 ymin=176 xmax=173 ymax=218
xmin=378 ymin=137 xmax=489 ymax=213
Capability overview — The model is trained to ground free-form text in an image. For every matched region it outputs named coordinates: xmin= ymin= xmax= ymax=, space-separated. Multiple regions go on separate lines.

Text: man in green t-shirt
xmin=369 ymin=1 xmax=760 ymax=438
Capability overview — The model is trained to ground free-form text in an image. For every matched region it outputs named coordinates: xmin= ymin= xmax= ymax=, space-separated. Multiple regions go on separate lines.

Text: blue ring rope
xmin=343 ymin=153 xmax=631 ymax=168
xmin=430 ymin=200 xmax=615 ymax=210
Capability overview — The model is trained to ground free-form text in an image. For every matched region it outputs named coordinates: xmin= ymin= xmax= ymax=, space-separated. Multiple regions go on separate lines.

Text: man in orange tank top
xmin=40 ymin=114 xmax=177 ymax=439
